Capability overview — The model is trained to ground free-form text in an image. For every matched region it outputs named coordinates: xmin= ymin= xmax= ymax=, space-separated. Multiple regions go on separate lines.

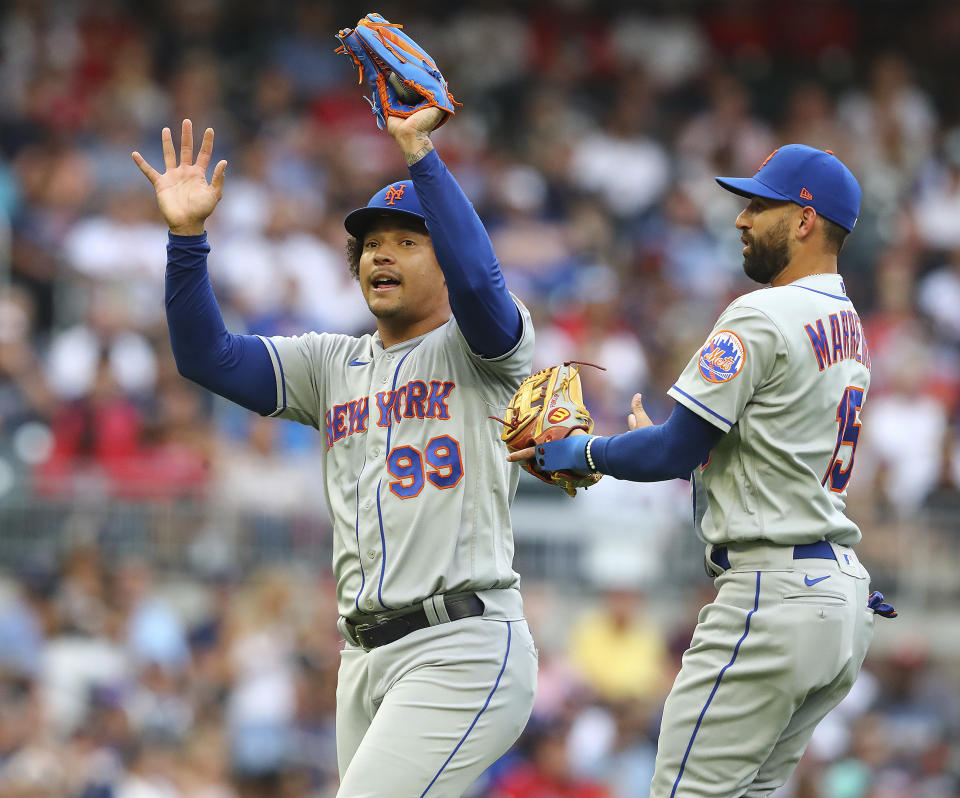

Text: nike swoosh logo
xmin=349 ymin=358 xmax=370 ymax=366
xmin=804 ymin=574 xmax=831 ymax=586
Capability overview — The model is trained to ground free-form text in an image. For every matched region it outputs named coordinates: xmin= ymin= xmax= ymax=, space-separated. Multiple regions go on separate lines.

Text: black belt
xmin=709 ymin=540 xmax=836 ymax=572
xmin=345 ymin=593 xmax=485 ymax=650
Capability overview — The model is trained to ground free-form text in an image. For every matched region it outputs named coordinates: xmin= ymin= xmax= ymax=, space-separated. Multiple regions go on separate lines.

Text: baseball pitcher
xmin=511 ymin=145 xmax=897 ymax=797
xmin=132 ymin=16 xmax=538 ymax=797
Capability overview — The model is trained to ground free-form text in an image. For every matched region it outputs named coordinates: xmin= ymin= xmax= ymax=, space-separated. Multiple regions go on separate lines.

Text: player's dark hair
xmin=346 ymin=236 xmax=362 ymax=281
xmin=821 ymin=217 xmax=849 ymax=254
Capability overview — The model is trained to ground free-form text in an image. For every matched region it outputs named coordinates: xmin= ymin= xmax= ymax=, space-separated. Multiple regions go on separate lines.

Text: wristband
xmin=585 ymin=435 xmax=599 ymax=472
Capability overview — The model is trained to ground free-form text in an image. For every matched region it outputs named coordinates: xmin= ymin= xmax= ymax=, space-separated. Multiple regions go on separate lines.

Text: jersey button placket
xmin=362 ymin=354 xmax=392 ymax=616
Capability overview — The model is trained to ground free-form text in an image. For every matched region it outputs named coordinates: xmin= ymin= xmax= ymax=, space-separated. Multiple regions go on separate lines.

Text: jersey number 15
xmin=822 ymin=386 xmax=864 ymax=493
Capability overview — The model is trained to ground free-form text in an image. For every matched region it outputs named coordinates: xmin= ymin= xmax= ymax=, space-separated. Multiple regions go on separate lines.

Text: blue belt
xmin=706 ymin=542 xmax=898 ymax=619
xmin=709 ymin=540 xmax=835 ymax=572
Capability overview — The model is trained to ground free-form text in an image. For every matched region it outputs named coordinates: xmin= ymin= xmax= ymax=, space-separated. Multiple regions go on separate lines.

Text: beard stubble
xmin=742 ymin=217 xmax=791 ymax=285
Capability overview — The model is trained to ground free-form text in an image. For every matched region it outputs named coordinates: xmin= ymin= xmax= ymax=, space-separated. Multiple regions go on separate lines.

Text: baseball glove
xmin=498 ymin=363 xmax=603 ymax=497
xmin=335 ymin=13 xmax=460 ymax=130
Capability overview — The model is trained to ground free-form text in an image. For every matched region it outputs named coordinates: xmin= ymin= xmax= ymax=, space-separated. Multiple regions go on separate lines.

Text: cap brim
xmin=715 ymin=176 xmax=793 ymax=202
xmin=343 ymin=207 xmax=427 ymax=239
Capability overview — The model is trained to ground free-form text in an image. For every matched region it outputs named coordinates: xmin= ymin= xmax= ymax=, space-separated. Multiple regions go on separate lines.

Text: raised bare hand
xmin=131 ymin=119 xmax=227 ymax=236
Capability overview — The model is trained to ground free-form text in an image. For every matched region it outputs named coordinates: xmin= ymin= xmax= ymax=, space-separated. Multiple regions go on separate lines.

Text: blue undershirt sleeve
xmin=165 ymin=233 xmax=277 ymax=416
xmin=590 ymin=402 xmax=725 ymax=481
xmin=407 ymin=149 xmax=522 ymax=358
xmin=536 ymin=402 xmax=724 ymax=481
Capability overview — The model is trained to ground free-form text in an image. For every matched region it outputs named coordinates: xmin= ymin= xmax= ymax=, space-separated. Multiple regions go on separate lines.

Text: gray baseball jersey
xmin=257 ymin=298 xmax=534 ymax=622
xmin=652 ymin=272 xmax=876 ymax=798
xmin=258 ymin=299 xmax=538 ymax=797
xmin=668 ymin=273 xmax=871 ymax=547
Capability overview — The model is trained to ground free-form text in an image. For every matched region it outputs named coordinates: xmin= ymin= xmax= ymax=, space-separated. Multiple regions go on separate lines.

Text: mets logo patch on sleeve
xmin=698 ymin=330 xmax=746 ymax=383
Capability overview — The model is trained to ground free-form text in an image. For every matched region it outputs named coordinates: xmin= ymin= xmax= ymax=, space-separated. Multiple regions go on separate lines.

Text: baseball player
xmin=511 ymin=145 xmax=896 ymax=796
xmin=133 ymin=108 xmax=537 ymax=796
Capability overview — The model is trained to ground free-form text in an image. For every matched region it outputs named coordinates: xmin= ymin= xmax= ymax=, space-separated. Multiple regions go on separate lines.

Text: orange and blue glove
xmin=335 ymin=13 xmax=460 ymax=130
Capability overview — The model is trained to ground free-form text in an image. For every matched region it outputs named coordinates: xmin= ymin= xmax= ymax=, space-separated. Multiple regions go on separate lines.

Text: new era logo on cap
xmin=716 ymin=144 xmax=862 ymax=232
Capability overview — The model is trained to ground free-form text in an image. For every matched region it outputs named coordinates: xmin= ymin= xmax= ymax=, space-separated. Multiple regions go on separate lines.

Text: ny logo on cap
xmin=384 ymin=185 xmax=406 ymax=205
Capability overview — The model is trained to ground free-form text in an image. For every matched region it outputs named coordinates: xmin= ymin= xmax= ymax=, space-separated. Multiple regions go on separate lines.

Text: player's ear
xmin=796 ymin=206 xmax=817 ymax=241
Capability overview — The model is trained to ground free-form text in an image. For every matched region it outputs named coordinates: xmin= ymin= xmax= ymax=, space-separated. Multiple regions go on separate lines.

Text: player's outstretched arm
xmin=133 ymin=121 xmax=276 ymax=415
xmin=385 ymin=109 xmax=523 ymax=359
xmin=507 ymin=399 xmax=724 ymax=483
xmin=336 ymin=13 xmax=521 ymax=358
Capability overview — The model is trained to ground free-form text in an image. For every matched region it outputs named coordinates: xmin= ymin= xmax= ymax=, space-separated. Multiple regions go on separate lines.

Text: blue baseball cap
xmin=716 ymin=145 xmax=862 ymax=232
xmin=344 ymin=180 xmax=427 ymax=238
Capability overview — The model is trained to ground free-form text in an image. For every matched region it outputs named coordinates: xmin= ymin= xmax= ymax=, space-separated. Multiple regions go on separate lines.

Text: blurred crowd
xmin=1 ymin=0 xmax=960 ymax=796
xmin=1 ymin=552 xmax=957 ymax=798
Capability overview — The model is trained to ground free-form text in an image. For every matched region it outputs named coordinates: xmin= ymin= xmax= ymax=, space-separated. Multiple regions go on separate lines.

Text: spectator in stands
xmin=567 ymin=588 xmax=670 ymax=706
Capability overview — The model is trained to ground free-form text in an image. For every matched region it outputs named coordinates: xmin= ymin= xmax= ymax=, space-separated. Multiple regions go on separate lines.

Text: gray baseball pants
xmin=651 ymin=541 xmax=875 ymax=797
xmin=336 ymin=615 xmax=537 ymax=797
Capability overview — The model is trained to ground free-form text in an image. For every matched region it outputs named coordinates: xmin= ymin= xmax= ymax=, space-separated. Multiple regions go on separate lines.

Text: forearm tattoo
xmin=404 ymin=133 xmax=434 ymax=165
